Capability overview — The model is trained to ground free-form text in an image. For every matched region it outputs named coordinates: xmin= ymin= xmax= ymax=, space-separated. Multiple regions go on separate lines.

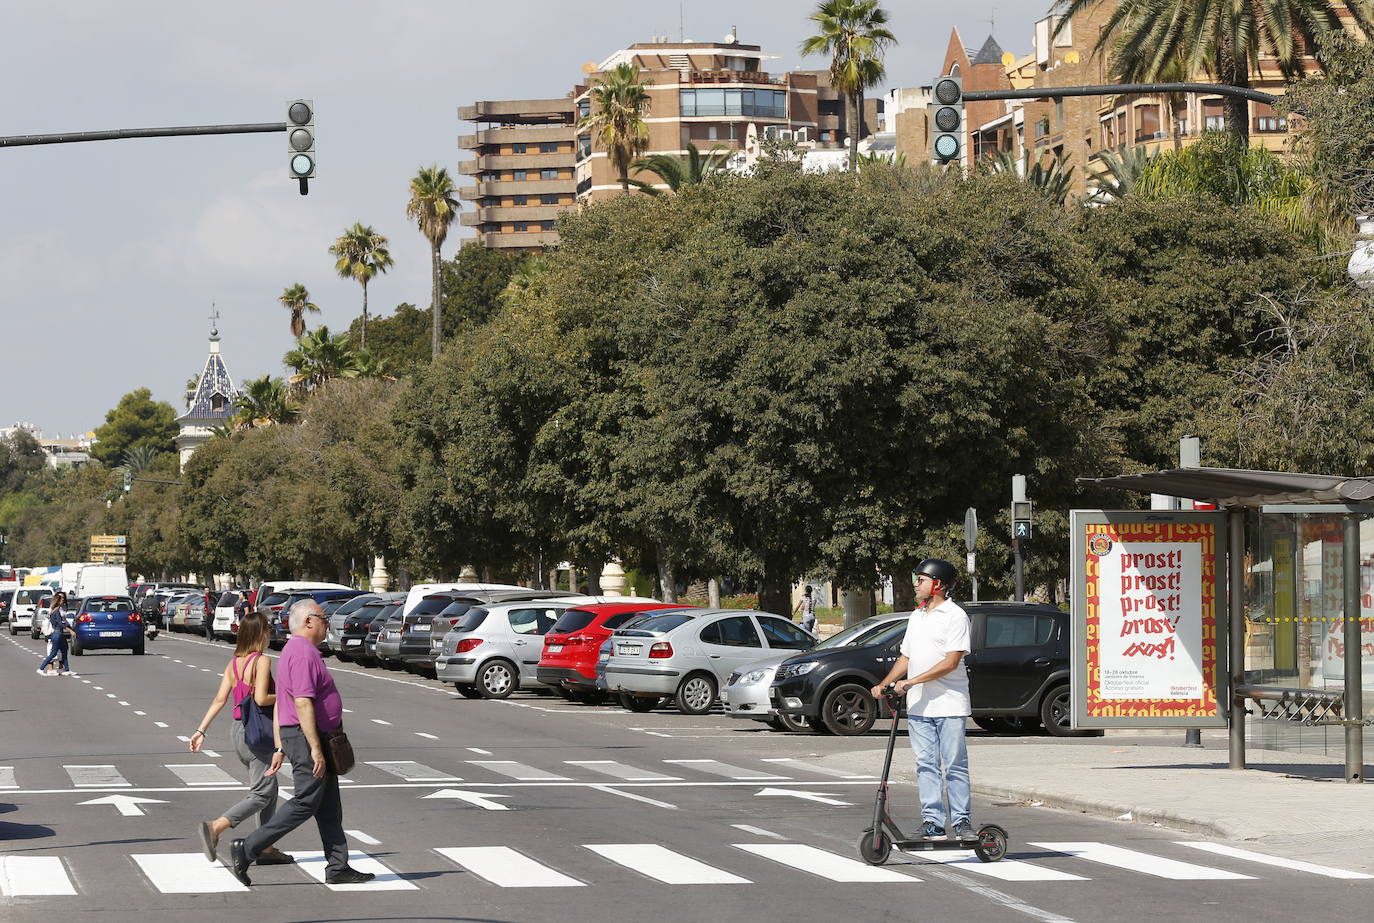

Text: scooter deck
xmin=893 ymin=837 xmax=984 ymax=852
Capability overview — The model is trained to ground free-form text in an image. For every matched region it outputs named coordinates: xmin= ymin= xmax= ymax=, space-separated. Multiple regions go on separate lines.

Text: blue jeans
xmin=39 ymin=636 xmax=69 ymax=673
xmin=907 ymin=715 xmax=970 ymax=827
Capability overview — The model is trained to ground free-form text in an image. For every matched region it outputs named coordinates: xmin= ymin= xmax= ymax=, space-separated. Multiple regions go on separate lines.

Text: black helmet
xmin=915 ymin=558 xmax=959 ymax=590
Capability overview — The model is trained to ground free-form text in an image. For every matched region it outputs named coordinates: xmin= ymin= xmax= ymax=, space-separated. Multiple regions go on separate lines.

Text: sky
xmin=2 ymin=0 xmax=1026 ymax=436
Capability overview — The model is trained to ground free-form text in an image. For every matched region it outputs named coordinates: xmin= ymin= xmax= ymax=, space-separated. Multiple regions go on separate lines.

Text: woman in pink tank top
xmin=188 ymin=612 xmax=294 ymax=865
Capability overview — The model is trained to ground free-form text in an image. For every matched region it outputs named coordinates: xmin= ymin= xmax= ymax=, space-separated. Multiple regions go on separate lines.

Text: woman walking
xmin=36 ymin=592 xmax=76 ymax=677
xmin=188 ymin=612 xmax=294 ymax=865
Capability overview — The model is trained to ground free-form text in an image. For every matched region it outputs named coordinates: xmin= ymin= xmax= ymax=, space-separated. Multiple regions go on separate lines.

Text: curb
xmin=971 ymin=782 xmax=1240 ymax=840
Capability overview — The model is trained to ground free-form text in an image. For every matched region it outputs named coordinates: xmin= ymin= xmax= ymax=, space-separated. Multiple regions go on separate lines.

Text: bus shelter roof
xmin=1076 ymin=467 xmax=1374 ymax=508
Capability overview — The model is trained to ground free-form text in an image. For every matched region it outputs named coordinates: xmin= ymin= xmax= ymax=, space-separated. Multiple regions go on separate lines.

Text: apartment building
xmin=457 ymin=32 xmax=880 ymax=247
xmin=457 ymin=99 xmax=579 ymax=251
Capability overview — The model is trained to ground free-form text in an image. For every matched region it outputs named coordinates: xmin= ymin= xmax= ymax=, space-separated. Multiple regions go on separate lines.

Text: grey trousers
xmin=242 ymin=725 xmax=349 ymax=874
xmin=223 ymin=720 xmax=277 ymax=828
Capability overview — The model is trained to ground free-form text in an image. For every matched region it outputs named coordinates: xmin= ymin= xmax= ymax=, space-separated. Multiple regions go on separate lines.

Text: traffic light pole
xmin=0 ymin=122 xmax=287 ymax=148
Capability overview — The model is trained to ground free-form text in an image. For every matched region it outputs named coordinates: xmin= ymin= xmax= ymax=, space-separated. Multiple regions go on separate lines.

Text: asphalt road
xmin=2 ymin=629 xmax=1368 ymax=922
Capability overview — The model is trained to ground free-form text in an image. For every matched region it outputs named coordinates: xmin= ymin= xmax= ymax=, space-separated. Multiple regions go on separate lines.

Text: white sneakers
xmin=60 ymin=671 xmax=77 ymax=677
xmin=35 ymin=668 xmax=74 ymax=676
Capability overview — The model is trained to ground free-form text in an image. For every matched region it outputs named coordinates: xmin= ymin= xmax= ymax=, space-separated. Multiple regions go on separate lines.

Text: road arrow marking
xmin=79 ymin=794 xmax=168 ymax=816
xmin=421 ymin=789 xmax=510 ymax=811
xmin=755 ymin=787 xmax=851 ymax=806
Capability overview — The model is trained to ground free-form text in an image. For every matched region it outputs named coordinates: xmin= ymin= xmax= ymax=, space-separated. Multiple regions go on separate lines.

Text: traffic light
xmin=1012 ymin=500 xmax=1033 ymax=540
xmin=122 ymin=470 xmax=132 ymax=493
xmin=287 ymin=99 xmax=315 ymax=192
xmin=930 ymin=75 xmax=963 ymax=164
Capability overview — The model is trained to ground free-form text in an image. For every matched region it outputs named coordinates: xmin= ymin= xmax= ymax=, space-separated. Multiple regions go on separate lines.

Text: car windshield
xmin=817 ymin=616 xmax=908 ymax=650
xmin=16 ymin=589 xmax=50 ymax=605
xmin=438 ymin=600 xmax=477 ymax=618
xmin=321 ymin=597 xmax=354 ymax=615
xmin=411 ymin=595 xmax=460 ymax=617
xmin=260 ymin=593 xmax=290 ymax=607
xmin=335 ymin=595 xmax=378 ymax=617
xmin=217 ymin=591 xmax=240 ymax=607
xmin=550 ymin=608 xmax=597 ymax=633
xmin=374 ymin=604 xmax=401 ymax=621
xmin=451 ymin=608 xmax=489 ymax=632
xmin=87 ymin=597 xmax=134 ymax=613
xmin=620 ymin=611 xmax=697 ymax=635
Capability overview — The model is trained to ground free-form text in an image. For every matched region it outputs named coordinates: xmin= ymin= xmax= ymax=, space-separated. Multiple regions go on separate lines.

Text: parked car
xmin=770 ymin=602 xmax=1091 ymax=737
xmin=408 ymin=589 xmax=592 ymax=674
xmin=182 ymin=596 xmax=210 ymax=635
xmin=210 ymin=589 xmax=251 ymax=641
xmin=362 ymin=602 xmax=403 ymax=664
xmin=165 ymin=593 xmax=199 ymax=631
xmin=434 ymin=599 xmax=577 ymax=698
xmin=70 ymin=595 xmax=145 ymax=656
xmin=325 ymin=593 xmax=381 ymax=654
xmin=9 ymin=587 xmax=51 ymax=636
xmin=725 ymin=614 xmax=908 ymax=731
xmin=604 ymin=609 xmax=817 ymax=715
xmin=538 ymin=602 xmax=686 ymax=701
xmin=270 ymin=589 xmax=365 ymax=645
xmin=592 ymin=611 xmax=677 ymax=700
xmin=333 ymin=594 xmax=404 ymax=661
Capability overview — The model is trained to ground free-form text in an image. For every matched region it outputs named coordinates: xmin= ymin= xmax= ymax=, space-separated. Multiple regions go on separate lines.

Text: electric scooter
xmin=859 ymin=685 xmax=1008 ymax=865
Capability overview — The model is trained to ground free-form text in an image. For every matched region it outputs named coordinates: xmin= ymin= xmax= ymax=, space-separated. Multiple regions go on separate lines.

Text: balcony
xmin=690 ymin=70 xmax=784 ymax=85
xmin=458 ymin=153 xmax=573 ymax=175
xmin=480 ymin=230 xmax=561 ymax=249
xmin=460 ymin=179 xmax=577 ymax=200
xmin=461 ymin=205 xmax=571 ymax=225
xmin=458 ymin=125 xmax=574 ymax=149
xmin=459 ymin=100 xmax=575 ymax=124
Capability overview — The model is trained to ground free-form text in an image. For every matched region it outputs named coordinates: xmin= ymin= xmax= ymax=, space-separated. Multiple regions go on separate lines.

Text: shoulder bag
xmin=321 ymin=728 xmax=355 ymax=775
xmin=236 ymin=654 xmax=276 ymax=753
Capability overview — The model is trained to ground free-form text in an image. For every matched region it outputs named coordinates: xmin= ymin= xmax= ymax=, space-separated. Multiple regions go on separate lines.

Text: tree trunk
xmin=847 ymin=91 xmax=860 ymax=171
xmin=707 ymin=577 xmax=721 ymax=608
xmin=890 ymin=570 xmax=915 ymax=612
xmin=758 ymin=565 xmax=791 ymax=620
xmin=582 ymin=560 xmax=603 ymax=595
xmin=1217 ymin=35 xmax=1250 ymax=145
xmin=656 ymin=545 xmax=678 ymax=603
xmin=360 ymin=281 xmax=369 ymax=350
xmin=431 ymin=242 xmax=442 ymax=359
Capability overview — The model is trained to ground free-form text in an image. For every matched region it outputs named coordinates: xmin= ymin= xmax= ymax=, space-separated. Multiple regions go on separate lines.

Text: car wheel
xmin=476 ymin=659 xmax=518 ymax=699
xmin=773 ymin=712 xmax=813 ymax=733
xmin=819 ymin=683 xmax=878 ymax=736
xmin=675 ymin=673 xmax=717 ymax=715
xmin=1040 ymin=684 xmax=1099 ymax=737
xmin=619 ymin=692 xmax=659 ymax=712
xmin=972 ymin=717 xmax=1002 ymax=732
xmin=454 ymin=683 xmax=483 ymax=699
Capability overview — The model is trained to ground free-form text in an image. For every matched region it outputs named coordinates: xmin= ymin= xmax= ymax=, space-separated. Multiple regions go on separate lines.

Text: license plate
xmin=99 ymin=631 xmax=122 ymax=637
xmin=412 ymin=626 xmax=429 ymax=633
xmin=344 ymin=640 xmax=360 ymax=647
xmin=547 ymin=644 xmax=563 ymax=653
xmin=617 ymin=643 xmax=641 ymax=656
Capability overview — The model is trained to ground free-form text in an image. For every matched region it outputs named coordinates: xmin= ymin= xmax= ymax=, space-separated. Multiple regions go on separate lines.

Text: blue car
xmin=71 ymin=595 xmax=144 ymax=656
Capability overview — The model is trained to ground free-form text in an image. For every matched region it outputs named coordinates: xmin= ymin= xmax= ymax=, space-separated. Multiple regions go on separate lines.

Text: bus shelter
xmin=1075 ymin=467 xmax=1374 ymax=782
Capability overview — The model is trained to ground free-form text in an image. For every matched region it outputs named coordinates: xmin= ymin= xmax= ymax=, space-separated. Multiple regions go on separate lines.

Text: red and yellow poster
xmin=1072 ymin=512 xmax=1227 ymax=727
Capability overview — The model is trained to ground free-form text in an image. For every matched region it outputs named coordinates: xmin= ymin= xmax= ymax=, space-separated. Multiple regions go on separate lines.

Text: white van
xmin=8 ymin=586 xmax=52 ymax=635
xmin=75 ymin=565 xmax=129 ymax=599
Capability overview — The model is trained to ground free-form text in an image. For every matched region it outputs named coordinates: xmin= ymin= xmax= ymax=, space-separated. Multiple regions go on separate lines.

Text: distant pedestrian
xmin=871 ymin=558 xmax=973 ymax=840
xmin=36 ymin=592 xmax=76 ymax=677
xmin=230 ymin=600 xmax=373 ymax=886
xmin=792 ymin=585 xmax=817 ymax=634
xmin=189 ymin=612 xmax=293 ymax=867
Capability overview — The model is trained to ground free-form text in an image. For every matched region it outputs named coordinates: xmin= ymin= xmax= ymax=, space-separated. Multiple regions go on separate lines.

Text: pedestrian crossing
xmin=1 ymin=837 xmax=1368 ymax=898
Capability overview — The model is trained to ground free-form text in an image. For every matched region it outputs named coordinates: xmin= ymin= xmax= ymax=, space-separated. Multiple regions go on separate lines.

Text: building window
xmin=540 ymin=193 xmax=559 ymax=205
xmin=679 ymin=87 xmax=787 ymax=118
xmin=540 ymin=221 xmax=555 ymax=231
xmin=512 ymin=222 xmax=529 ymax=232
xmin=577 ymin=99 xmax=590 ymax=120
xmin=539 ymin=142 xmax=559 ymax=153
xmin=1054 ymin=98 xmax=1064 ymax=128
xmin=211 ymin=394 xmax=225 ymax=412
xmin=1176 ymin=117 xmax=1190 ymax=136
xmin=512 ymin=169 xmax=527 ymax=181
xmin=1135 ymin=104 xmax=1162 ymax=141
xmin=1256 ymin=116 xmax=1288 ymax=133
xmin=513 ymin=195 xmax=528 ymax=206
xmin=1204 ymin=114 xmax=1227 ymax=131
xmin=578 ymin=134 xmax=592 ymax=160
xmin=540 ymin=168 xmax=559 ymax=179
xmin=511 ymin=142 xmax=528 ymax=154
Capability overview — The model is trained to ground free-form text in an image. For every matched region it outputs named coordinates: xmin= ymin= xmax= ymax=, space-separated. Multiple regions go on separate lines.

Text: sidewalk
xmin=824 ymin=732 xmax=1374 ymax=872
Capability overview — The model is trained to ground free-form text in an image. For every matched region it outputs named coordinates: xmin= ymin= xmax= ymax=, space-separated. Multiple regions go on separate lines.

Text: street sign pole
xmin=964 ymin=507 xmax=979 ymax=602
xmin=1011 ymin=476 xmax=1030 ymax=602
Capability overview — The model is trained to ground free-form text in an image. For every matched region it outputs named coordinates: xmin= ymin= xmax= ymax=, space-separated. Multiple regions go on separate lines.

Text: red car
xmin=537 ymin=602 xmax=681 ymax=701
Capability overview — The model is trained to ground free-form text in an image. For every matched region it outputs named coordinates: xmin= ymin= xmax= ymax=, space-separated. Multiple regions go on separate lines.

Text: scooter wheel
xmin=973 ymin=824 xmax=1008 ymax=862
xmin=858 ymin=828 xmax=891 ymax=866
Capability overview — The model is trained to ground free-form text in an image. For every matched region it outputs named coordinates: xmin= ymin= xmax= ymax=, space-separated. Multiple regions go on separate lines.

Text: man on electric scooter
xmin=871 ymin=558 xmax=973 ymax=840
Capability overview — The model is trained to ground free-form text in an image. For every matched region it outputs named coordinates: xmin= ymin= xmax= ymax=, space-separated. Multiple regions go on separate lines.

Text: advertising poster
xmin=1071 ymin=511 xmax=1227 ymax=728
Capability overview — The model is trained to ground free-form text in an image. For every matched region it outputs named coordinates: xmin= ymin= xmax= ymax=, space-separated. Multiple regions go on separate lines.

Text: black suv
xmin=770 ymin=602 xmax=1092 ymax=737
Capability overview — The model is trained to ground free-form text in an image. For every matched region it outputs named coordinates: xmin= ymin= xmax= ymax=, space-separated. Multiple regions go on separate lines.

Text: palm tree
xmin=405 ymin=166 xmax=461 ymax=359
xmin=1053 ymin=0 xmax=1374 ymax=144
xmin=283 ymin=325 xmax=361 ymax=398
xmin=350 ymin=349 xmax=395 ymax=381
xmin=233 ymin=375 xmax=298 ymax=429
xmin=629 ymin=143 xmax=731 ymax=195
xmin=984 ymin=149 xmax=1077 ymax=207
xmin=801 ymin=0 xmax=896 ymax=171
xmin=278 ymin=283 xmax=320 ymax=338
xmin=579 ymin=62 xmax=654 ymax=192
xmin=328 ymin=223 xmax=393 ymax=350
xmin=116 ymin=445 xmax=161 ymax=489
xmin=1086 ymin=144 xmax=1158 ymax=201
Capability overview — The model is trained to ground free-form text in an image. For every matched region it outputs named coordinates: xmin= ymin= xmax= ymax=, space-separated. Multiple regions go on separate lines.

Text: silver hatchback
xmin=604 ymin=609 xmax=816 ymax=715
xmin=435 ymin=599 xmax=575 ymax=698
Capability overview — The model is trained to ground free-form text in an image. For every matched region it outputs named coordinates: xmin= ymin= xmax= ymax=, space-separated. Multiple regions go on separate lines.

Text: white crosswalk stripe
xmin=564 ymin=759 xmax=680 ymax=781
xmin=0 ymin=766 xmax=16 ymax=789
xmin=1029 ymin=842 xmax=1255 ymax=880
xmin=735 ymin=843 xmax=919 ymax=883
xmin=365 ymin=760 xmax=462 ymax=782
xmin=919 ymin=849 xmax=1089 ymax=881
xmin=0 ymin=856 xmax=77 ymax=896
xmin=294 ymin=850 xmax=415 ymax=890
xmin=436 ymin=846 xmax=585 ymax=887
xmin=585 ymin=843 xmax=750 ymax=884
xmin=165 ymin=763 xmax=240 ymax=786
xmin=661 ymin=758 xmax=787 ymax=780
xmin=759 ymin=758 xmax=877 ymax=779
xmin=131 ymin=853 xmax=245 ymax=893
xmin=467 ymin=760 xmax=571 ymax=781
xmin=63 ymin=764 xmax=131 ymax=788
xmin=1176 ymin=842 xmax=1374 ymax=880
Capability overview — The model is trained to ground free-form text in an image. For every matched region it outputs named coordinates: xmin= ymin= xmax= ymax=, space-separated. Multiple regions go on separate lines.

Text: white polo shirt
xmin=899 ymin=598 xmax=971 ymax=717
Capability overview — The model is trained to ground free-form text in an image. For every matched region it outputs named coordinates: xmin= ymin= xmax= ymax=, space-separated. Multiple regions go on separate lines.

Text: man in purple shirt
xmin=230 ymin=599 xmax=373 ymax=886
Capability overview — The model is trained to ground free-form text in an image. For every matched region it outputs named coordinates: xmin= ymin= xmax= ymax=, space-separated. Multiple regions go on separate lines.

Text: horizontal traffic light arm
xmin=0 ymin=122 xmax=288 ymax=148
xmin=963 ymin=82 xmax=1277 ymax=106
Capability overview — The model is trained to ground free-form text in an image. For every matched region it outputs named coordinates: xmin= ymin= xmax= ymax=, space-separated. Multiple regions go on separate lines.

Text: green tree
xmin=329 ymin=222 xmax=394 ymax=350
xmin=278 ymin=283 xmax=320 ymax=338
xmin=283 ymin=326 xmax=361 ymax=398
xmin=629 ymin=143 xmax=731 ymax=195
xmin=233 ymin=375 xmax=298 ymax=429
xmin=801 ymin=0 xmax=896 ymax=170
xmin=347 ymin=303 xmax=432 ymax=373
xmin=1053 ymin=0 xmax=1373 ymax=143
xmin=439 ymin=243 xmax=526 ymax=338
xmin=579 ymin=62 xmax=653 ymax=192
xmin=982 ymin=149 xmax=1076 ymax=206
xmin=90 ymin=388 xmax=178 ymax=467
xmin=406 ymin=166 xmax=461 ymax=359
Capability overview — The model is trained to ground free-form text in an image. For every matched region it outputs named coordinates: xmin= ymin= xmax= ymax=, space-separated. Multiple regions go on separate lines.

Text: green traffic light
xmin=290 ymin=153 xmax=314 ymax=177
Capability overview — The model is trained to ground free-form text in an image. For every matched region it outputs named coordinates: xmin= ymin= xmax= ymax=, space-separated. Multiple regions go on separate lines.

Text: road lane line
xmin=585 ymin=844 xmax=749 ymax=884
xmin=662 ymin=759 xmax=788 ymax=780
xmin=415 ymin=732 xmax=439 ymax=740
xmin=370 ymin=718 xmax=391 ymax=725
xmin=1029 ymin=843 xmax=1254 ymax=880
xmin=1176 ymin=842 xmax=1374 ymax=879
xmin=132 ymin=854 xmax=246 ymax=893
xmin=118 ymin=700 xmax=129 ymax=706
xmin=365 ymin=760 xmax=461 ymax=783
xmin=467 ymin=748 xmax=491 ymax=755
xmin=166 ymin=764 xmax=240 ymax=786
xmin=590 ymin=784 xmax=677 ymax=810
xmin=64 ymin=765 xmax=131 ymax=788
xmin=436 ymin=847 xmax=584 ymax=887
xmin=346 ymin=830 xmax=380 ymax=845
xmin=154 ymin=721 xmax=169 ymax=728
xmin=565 ymin=760 xmax=680 ymax=781
xmin=467 ymin=760 xmax=570 ymax=781
xmin=731 ymin=824 xmax=783 ymax=839
xmin=920 ymin=850 xmax=1088 ymax=881
xmin=734 ymin=843 xmax=919 ymax=883
xmin=134 ymin=710 xmax=146 ymax=715
xmin=294 ymin=850 xmax=415 ymax=891
xmin=0 ymin=856 xmax=78 ymax=895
